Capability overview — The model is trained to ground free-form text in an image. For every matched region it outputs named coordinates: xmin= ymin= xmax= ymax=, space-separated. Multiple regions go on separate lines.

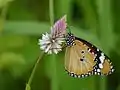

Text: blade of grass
xmin=97 ymin=0 xmax=114 ymax=90
xmin=55 ymin=0 xmax=72 ymax=22
xmin=97 ymin=0 xmax=114 ymax=53
xmin=77 ymin=0 xmax=98 ymax=34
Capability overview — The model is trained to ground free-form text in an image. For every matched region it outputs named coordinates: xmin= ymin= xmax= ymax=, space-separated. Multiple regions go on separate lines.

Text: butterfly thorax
xmin=65 ymin=33 xmax=76 ymax=46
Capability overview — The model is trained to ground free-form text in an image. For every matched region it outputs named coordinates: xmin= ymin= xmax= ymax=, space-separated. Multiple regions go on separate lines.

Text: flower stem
xmin=0 ymin=5 xmax=8 ymax=32
xmin=50 ymin=54 xmax=59 ymax=90
xmin=49 ymin=0 xmax=59 ymax=90
xmin=49 ymin=0 xmax=54 ymax=25
xmin=26 ymin=52 xmax=44 ymax=90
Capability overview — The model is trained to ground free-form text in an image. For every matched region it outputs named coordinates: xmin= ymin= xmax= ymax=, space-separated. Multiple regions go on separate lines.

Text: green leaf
xmin=4 ymin=21 xmax=50 ymax=35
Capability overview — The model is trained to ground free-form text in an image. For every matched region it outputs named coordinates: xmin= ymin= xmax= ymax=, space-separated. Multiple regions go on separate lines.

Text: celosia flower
xmin=38 ymin=15 xmax=67 ymax=54
xmin=51 ymin=15 xmax=67 ymax=38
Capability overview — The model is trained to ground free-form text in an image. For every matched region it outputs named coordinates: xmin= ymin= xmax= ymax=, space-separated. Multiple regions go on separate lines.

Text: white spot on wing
xmin=101 ymin=53 xmax=104 ymax=56
xmin=74 ymin=74 xmax=77 ymax=78
xmin=97 ymin=49 xmax=99 ymax=51
xmin=110 ymin=66 xmax=113 ymax=69
xmin=70 ymin=73 xmax=74 ymax=77
xmin=99 ymin=63 xmax=103 ymax=69
xmin=99 ymin=53 xmax=105 ymax=63
xmin=111 ymin=69 xmax=114 ymax=72
xmin=81 ymin=74 xmax=84 ymax=77
xmin=94 ymin=72 xmax=97 ymax=75
xmin=97 ymin=69 xmax=101 ymax=72
xmin=97 ymin=73 xmax=100 ymax=75
xmin=78 ymin=75 xmax=81 ymax=78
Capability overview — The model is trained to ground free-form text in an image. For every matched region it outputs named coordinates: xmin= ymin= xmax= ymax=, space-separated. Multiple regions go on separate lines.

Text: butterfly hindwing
xmin=65 ymin=33 xmax=114 ymax=78
xmin=65 ymin=40 xmax=97 ymax=78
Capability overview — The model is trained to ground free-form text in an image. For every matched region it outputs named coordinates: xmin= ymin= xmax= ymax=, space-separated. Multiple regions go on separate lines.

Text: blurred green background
xmin=0 ymin=0 xmax=120 ymax=90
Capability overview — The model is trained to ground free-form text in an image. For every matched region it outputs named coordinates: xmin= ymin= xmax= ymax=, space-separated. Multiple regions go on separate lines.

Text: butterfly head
xmin=65 ymin=33 xmax=76 ymax=46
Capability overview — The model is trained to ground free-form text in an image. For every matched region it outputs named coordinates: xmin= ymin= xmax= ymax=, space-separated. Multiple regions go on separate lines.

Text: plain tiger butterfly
xmin=64 ymin=32 xmax=114 ymax=78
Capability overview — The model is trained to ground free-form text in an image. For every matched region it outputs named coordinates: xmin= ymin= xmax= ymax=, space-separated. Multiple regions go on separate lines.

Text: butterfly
xmin=64 ymin=32 xmax=114 ymax=78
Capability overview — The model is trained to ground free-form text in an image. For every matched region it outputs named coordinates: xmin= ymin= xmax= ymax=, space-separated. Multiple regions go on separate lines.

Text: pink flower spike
xmin=51 ymin=15 xmax=67 ymax=38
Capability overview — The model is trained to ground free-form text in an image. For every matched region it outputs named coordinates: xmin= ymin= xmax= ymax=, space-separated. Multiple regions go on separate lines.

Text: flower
xmin=51 ymin=15 xmax=67 ymax=38
xmin=38 ymin=32 xmax=65 ymax=54
xmin=38 ymin=15 xmax=67 ymax=54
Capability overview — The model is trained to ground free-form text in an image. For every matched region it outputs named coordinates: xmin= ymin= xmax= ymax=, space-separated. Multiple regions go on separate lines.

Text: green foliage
xmin=0 ymin=0 xmax=119 ymax=90
xmin=0 ymin=0 xmax=13 ymax=8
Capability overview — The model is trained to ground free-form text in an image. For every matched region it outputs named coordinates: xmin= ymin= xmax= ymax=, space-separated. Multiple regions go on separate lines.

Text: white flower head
xmin=38 ymin=15 xmax=67 ymax=54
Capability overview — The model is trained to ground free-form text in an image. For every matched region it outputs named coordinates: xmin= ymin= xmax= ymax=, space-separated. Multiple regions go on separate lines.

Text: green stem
xmin=27 ymin=52 xmax=44 ymax=86
xmin=0 ymin=5 xmax=8 ymax=32
xmin=1 ymin=5 xmax=8 ymax=19
xmin=50 ymin=55 xmax=59 ymax=90
xmin=49 ymin=0 xmax=59 ymax=90
xmin=49 ymin=0 xmax=54 ymax=25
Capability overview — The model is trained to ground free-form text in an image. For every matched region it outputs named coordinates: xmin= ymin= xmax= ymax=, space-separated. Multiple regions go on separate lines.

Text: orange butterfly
xmin=65 ymin=33 xmax=114 ymax=78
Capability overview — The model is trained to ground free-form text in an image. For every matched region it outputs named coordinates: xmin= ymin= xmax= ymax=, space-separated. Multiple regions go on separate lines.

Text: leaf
xmin=4 ymin=21 xmax=50 ymax=35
